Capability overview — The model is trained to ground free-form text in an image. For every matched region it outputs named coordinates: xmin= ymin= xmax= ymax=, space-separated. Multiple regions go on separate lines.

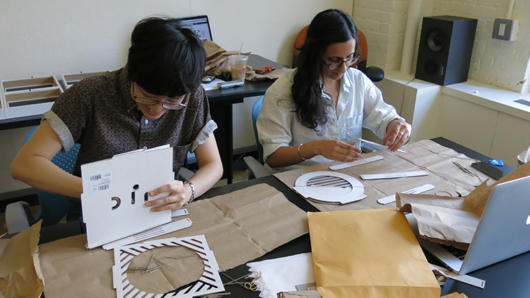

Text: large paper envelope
xmin=308 ymin=209 xmax=440 ymax=298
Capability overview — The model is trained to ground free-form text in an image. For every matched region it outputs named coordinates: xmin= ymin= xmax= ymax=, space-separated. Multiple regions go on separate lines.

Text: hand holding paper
xmin=145 ymin=180 xmax=192 ymax=212
xmin=308 ymin=139 xmax=362 ymax=162
xmin=383 ymin=118 xmax=411 ymax=152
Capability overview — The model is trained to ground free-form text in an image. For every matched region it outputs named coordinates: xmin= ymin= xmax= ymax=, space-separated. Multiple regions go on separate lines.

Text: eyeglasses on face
xmin=131 ymin=83 xmax=188 ymax=110
xmin=323 ymin=54 xmax=361 ymax=70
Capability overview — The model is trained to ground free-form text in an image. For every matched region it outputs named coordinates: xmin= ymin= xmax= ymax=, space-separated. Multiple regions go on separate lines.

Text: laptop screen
xmin=177 ymin=15 xmax=212 ymax=41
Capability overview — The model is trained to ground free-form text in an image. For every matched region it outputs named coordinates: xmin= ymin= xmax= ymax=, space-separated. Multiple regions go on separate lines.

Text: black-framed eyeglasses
xmin=323 ymin=54 xmax=361 ymax=70
xmin=131 ymin=83 xmax=188 ymax=110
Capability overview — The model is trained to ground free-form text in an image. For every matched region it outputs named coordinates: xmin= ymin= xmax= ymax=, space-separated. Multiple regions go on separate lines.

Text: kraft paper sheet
xmin=38 ymin=183 xmax=307 ymax=297
xmin=274 ymin=140 xmax=491 ymax=212
xmin=0 ymin=221 xmax=44 ymax=298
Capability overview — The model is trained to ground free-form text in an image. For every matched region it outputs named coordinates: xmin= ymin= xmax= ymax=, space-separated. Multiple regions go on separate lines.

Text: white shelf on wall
xmin=375 ymin=70 xmax=530 ymax=167
xmin=61 ymin=71 xmax=110 ymax=90
xmin=1 ymin=76 xmax=63 ymax=109
xmin=444 ymin=80 xmax=530 ymax=121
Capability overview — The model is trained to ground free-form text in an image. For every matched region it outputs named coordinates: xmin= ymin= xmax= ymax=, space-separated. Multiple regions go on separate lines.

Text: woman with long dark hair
xmin=258 ymin=9 xmax=410 ymax=168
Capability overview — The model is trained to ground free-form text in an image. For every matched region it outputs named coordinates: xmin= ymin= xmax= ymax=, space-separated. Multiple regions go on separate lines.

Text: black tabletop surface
xmin=35 ymin=137 xmax=524 ymax=298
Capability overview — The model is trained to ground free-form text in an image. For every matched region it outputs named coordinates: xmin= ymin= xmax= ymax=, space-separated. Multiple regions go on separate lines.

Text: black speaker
xmin=415 ymin=16 xmax=477 ymax=85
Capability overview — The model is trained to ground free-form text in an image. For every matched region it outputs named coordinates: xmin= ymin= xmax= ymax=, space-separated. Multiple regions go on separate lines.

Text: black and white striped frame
xmin=112 ymin=235 xmax=224 ymax=298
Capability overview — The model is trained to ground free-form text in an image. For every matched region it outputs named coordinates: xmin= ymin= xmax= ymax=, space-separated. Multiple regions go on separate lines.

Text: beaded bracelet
xmin=185 ymin=181 xmax=196 ymax=204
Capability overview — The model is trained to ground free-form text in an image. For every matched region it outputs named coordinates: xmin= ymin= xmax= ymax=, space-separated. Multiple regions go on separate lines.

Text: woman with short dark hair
xmin=258 ymin=9 xmax=411 ymax=169
xmin=11 ymin=17 xmax=223 ymax=213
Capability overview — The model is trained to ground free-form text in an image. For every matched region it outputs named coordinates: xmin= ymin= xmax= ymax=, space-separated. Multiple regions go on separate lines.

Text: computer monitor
xmin=177 ymin=15 xmax=212 ymax=41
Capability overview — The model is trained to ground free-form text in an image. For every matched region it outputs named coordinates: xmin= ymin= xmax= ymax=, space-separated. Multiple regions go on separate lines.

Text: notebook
xmin=411 ymin=175 xmax=530 ymax=274
xmin=177 ymin=15 xmax=213 ymax=41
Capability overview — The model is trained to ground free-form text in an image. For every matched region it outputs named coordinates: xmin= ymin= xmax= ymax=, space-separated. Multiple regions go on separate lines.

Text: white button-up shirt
xmin=257 ymin=68 xmax=403 ymax=167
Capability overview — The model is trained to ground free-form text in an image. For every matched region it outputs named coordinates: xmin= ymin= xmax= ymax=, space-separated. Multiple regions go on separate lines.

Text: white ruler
xmin=360 ymin=170 xmax=429 ymax=180
xmin=377 ymin=183 xmax=435 ymax=205
xmin=430 ymin=263 xmax=485 ymax=289
xmin=102 ymin=218 xmax=192 ymax=250
xmin=329 ymin=155 xmax=384 ymax=170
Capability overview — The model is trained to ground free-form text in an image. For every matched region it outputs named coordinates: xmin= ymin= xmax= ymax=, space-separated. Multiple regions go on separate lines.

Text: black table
xmin=204 ymin=138 xmax=524 ymax=298
xmin=208 ymin=54 xmax=282 ymax=183
xmin=37 ymin=137 xmax=526 ymax=298
xmin=0 ymin=54 xmax=282 ymax=185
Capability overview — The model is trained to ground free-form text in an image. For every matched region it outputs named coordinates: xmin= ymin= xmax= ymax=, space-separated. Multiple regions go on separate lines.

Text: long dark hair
xmin=292 ymin=9 xmax=357 ymax=129
xmin=127 ymin=17 xmax=206 ymax=97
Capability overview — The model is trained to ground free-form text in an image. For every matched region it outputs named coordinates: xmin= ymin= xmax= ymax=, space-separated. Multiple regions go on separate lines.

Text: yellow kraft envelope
xmin=308 ymin=209 xmax=440 ymax=298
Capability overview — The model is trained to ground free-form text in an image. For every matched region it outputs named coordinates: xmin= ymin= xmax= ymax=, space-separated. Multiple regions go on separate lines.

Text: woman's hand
xmin=383 ymin=119 xmax=411 ymax=152
xmin=308 ymin=139 xmax=362 ymax=162
xmin=144 ymin=180 xmax=192 ymax=212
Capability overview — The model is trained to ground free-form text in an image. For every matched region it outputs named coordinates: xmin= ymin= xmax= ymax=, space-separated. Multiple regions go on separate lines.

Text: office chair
xmin=292 ymin=26 xmax=384 ymax=82
xmin=5 ymin=127 xmax=80 ymax=233
xmin=243 ymin=96 xmax=271 ymax=178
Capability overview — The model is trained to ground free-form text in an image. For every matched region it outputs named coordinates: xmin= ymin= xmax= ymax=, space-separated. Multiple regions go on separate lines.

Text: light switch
xmin=492 ymin=18 xmax=518 ymax=41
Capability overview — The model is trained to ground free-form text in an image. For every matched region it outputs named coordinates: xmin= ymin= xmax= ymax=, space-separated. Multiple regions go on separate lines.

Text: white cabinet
xmin=375 ymin=72 xmax=530 ymax=167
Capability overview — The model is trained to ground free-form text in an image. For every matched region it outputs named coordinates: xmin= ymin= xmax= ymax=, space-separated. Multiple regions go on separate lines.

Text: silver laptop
xmin=411 ymin=175 xmax=530 ymax=274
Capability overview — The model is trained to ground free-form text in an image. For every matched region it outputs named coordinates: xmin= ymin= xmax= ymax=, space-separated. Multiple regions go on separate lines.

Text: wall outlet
xmin=492 ymin=18 xmax=519 ymax=41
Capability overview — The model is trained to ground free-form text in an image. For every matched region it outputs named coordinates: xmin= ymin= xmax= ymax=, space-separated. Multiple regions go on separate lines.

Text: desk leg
xmin=210 ymin=102 xmax=234 ymax=184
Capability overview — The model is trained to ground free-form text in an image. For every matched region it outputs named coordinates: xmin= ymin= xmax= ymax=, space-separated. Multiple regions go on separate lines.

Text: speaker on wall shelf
xmin=415 ymin=15 xmax=477 ymax=86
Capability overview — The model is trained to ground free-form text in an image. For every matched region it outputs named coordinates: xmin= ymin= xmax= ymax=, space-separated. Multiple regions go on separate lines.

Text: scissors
xmin=221 ymin=272 xmax=258 ymax=291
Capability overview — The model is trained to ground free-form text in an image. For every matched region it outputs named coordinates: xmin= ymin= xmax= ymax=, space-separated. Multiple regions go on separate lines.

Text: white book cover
xmin=81 ymin=145 xmax=174 ymax=248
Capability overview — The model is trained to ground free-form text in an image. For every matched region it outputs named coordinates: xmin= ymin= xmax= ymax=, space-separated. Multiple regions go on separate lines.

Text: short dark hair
xmin=127 ymin=17 xmax=205 ymax=97
xmin=292 ymin=9 xmax=358 ymax=129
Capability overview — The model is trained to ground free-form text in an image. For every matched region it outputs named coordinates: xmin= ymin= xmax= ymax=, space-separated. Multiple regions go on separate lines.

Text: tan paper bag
xmin=397 ymin=162 xmax=530 ymax=247
xmin=0 ymin=220 xmax=44 ymax=298
xmin=308 ymin=209 xmax=440 ymax=298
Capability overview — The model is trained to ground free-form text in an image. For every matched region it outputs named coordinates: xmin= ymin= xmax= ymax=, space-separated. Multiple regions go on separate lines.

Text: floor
xmin=0 ymin=168 xmax=251 ymax=236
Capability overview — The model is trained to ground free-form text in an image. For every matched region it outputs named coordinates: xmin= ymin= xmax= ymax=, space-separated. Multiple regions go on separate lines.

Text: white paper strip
xmin=430 ymin=263 xmax=485 ymax=289
xmin=329 ymin=155 xmax=384 ymax=170
xmin=377 ymin=184 xmax=435 ymax=205
xmin=103 ymin=218 xmax=192 ymax=250
xmin=360 ymin=138 xmax=406 ymax=153
xmin=171 ymin=208 xmax=189 ymax=218
xmin=360 ymin=170 xmax=429 ymax=180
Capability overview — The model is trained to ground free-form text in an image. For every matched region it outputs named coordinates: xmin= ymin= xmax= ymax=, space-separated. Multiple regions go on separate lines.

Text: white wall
xmin=431 ymin=0 xmax=530 ymax=93
xmin=0 ymin=0 xmax=353 ymax=80
xmin=354 ymin=0 xmax=530 ymax=93
xmin=0 ymin=0 xmax=354 ymax=194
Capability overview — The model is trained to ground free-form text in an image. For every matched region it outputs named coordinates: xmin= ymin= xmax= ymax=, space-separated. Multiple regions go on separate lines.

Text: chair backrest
xmin=251 ymin=96 xmax=264 ymax=163
xmin=24 ymin=127 xmax=80 ymax=226
xmin=292 ymin=26 xmax=383 ymax=82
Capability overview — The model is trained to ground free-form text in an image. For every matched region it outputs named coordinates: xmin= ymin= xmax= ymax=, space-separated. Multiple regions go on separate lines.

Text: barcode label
xmin=87 ymin=172 xmax=111 ymax=192
xmin=90 ymin=174 xmax=102 ymax=181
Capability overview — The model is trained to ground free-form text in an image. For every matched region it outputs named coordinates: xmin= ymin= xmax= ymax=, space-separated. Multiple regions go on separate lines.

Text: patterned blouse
xmin=43 ymin=68 xmax=217 ymax=177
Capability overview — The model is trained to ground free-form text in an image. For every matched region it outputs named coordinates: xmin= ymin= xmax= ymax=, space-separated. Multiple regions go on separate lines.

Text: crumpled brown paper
xmin=203 ymin=40 xmax=251 ymax=77
xmin=39 ymin=183 xmax=307 ymax=297
xmin=202 ymin=40 xmax=288 ymax=81
xmin=463 ymin=161 xmax=530 ymax=216
xmin=0 ymin=220 xmax=44 ymax=298
xmin=397 ymin=162 xmax=530 ymax=248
